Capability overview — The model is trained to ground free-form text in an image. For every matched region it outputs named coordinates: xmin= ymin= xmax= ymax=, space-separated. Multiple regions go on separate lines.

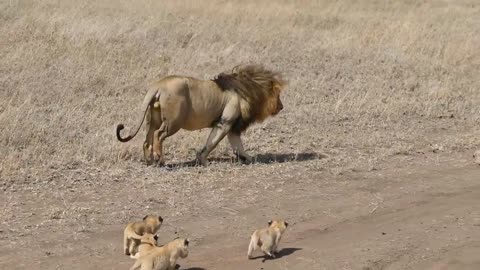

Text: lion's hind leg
xmin=144 ymin=105 xmax=162 ymax=165
xmin=152 ymin=86 xmax=188 ymax=165
xmin=152 ymin=112 xmax=184 ymax=166
xmin=143 ymin=142 xmax=153 ymax=165
xmin=152 ymin=122 xmax=168 ymax=165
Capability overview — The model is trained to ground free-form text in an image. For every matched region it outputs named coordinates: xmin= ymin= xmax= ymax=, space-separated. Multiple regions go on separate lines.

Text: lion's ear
xmin=184 ymin=239 xmax=189 ymax=246
xmin=158 ymin=216 xmax=164 ymax=223
xmin=143 ymin=215 xmax=149 ymax=221
xmin=268 ymin=220 xmax=273 ymax=226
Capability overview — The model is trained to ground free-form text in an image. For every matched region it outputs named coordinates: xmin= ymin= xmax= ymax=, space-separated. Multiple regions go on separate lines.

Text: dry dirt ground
xmin=1 ymin=153 xmax=480 ymax=270
xmin=1 ymin=0 xmax=480 ymax=270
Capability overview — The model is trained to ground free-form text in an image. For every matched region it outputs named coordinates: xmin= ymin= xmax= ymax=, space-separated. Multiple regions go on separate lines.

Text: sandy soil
xmin=1 ymin=152 xmax=479 ymax=270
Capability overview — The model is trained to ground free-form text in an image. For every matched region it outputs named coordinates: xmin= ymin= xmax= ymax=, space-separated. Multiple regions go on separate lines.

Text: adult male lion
xmin=116 ymin=64 xmax=285 ymax=166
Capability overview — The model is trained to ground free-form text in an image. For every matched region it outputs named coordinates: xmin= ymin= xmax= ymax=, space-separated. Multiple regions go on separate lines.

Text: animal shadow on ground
xmin=250 ymin=247 xmax=303 ymax=262
xmin=176 ymin=264 xmax=206 ymax=270
xmin=254 ymin=152 xmax=325 ymax=164
xmin=165 ymin=152 xmax=325 ymax=169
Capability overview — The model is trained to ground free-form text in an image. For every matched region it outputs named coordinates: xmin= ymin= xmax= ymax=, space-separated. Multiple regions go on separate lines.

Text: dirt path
xmin=2 ymin=154 xmax=478 ymax=270
xmin=184 ymin=163 xmax=480 ymax=270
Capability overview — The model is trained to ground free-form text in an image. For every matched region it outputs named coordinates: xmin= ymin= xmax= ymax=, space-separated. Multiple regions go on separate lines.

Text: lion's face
xmin=266 ymin=83 xmax=284 ymax=117
xmin=272 ymin=95 xmax=283 ymax=115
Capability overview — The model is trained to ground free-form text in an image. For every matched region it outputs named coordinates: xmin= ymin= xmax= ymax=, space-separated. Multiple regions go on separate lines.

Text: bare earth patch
xmin=1 ymin=153 xmax=479 ymax=270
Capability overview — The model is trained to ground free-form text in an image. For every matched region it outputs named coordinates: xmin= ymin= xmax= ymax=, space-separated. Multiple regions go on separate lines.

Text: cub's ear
xmin=154 ymin=235 xmax=159 ymax=241
xmin=158 ymin=216 xmax=164 ymax=223
xmin=184 ymin=239 xmax=189 ymax=246
xmin=268 ymin=220 xmax=273 ymax=226
xmin=143 ymin=215 xmax=149 ymax=221
xmin=285 ymin=221 xmax=289 ymax=227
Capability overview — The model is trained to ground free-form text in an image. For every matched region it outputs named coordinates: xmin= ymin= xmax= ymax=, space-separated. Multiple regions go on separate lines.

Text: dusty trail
xmin=3 ymin=159 xmax=477 ymax=270
xmin=185 ymin=165 xmax=480 ymax=270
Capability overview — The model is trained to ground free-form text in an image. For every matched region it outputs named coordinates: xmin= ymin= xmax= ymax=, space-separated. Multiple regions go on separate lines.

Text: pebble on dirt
xmin=474 ymin=149 xmax=480 ymax=165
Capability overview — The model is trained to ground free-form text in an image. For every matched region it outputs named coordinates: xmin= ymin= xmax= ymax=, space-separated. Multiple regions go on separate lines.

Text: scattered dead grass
xmin=1 ymin=0 xmax=479 ymax=178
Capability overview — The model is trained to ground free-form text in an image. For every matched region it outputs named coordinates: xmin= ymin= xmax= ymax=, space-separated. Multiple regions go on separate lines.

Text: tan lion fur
xmin=116 ymin=64 xmax=286 ymax=166
xmin=247 ymin=220 xmax=288 ymax=259
xmin=129 ymin=237 xmax=189 ymax=270
xmin=123 ymin=215 xmax=164 ymax=257
xmin=129 ymin=233 xmax=159 ymax=260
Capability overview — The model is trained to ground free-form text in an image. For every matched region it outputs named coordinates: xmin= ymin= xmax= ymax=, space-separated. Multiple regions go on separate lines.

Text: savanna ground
xmin=1 ymin=0 xmax=480 ymax=269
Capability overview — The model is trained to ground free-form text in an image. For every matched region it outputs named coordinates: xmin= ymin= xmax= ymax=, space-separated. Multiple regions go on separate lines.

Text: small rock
xmin=474 ymin=149 xmax=480 ymax=165
xmin=430 ymin=144 xmax=443 ymax=153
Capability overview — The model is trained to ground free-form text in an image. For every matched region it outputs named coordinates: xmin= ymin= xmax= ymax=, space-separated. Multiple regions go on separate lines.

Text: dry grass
xmin=1 ymin=0 xmax=479 ymax=179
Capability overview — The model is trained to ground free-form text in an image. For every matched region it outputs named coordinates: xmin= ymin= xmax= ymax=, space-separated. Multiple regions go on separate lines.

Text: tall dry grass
xmin=1 ymin=0 xmax=479 ymax=177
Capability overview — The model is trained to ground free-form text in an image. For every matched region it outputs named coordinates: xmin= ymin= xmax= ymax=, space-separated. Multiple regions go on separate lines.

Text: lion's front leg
xmin=227 ymin=132 xmax=252 ymax=163
xmin=196 ymin=123 xmax=231 ymax=166
xmin=196 ymin=100 xmax=239 ymax=166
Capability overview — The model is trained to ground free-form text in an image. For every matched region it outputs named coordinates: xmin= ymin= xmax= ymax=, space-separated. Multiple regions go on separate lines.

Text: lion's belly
xmin=182 ymin=113 xmax=215 ymax=131
xmin=182 ymin=103 xmax=224 ymax=130
xmin=181 ymin=84 xmax=226 ymax=131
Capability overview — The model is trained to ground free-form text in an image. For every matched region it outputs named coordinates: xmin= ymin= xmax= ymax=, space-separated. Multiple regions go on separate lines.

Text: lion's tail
xmin=116 ymin=88 xmax=159 ymax=142
xmin=247 ymin=232 xmax=258 ymax=259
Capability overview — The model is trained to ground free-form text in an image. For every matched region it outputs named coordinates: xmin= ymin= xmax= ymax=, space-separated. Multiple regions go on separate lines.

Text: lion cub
xmin=247 ymin=220 xmax=288 ymax=259
xmin=129 ymin=233 xmax=159 ymax=259
xmin=129 ymin=237 xmax=189 ymax=270
xmin=124 ymin=215 xmax=164 ymax=257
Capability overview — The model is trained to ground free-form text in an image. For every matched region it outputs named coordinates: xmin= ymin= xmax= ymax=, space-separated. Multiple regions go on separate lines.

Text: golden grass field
xmin=1 ymin=1 xmax=479 ymax=269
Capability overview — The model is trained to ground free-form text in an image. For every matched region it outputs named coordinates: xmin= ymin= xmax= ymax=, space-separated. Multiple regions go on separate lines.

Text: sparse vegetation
xmin=1 ymin=0 xmax=479 ymax=177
